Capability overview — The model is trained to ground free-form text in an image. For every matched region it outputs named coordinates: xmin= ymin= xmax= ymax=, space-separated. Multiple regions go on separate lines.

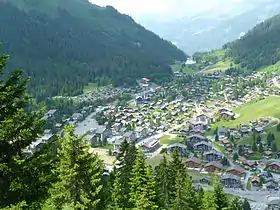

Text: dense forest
xmin=0 ymin=0 xmax=185 ymax=101
xmin=226 ymin=14 xmax=280 ymax=71
xmin=0 ymin=50 xmax=250 ymax=209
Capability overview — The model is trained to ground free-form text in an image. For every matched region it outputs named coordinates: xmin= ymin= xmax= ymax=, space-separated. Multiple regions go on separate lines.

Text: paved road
xmin=75 ymin=109 xmax=101 ymax=136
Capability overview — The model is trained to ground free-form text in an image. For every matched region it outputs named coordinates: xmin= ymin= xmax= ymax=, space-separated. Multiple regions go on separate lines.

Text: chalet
xmin=168 ymin=143 xmax=189 ymax=155
xmin=85 ymin=134 xmax=98 ymax=145
xmin=96 ymin=126 xmax=112 ymax=142
xmin=226 ymin=165 xmax=245 ymax=176
xmin=184 ymin=157 xmax=202 ymax=168
xmin=194 ymin=141 xmax=212 ymax=152
xmin=266 ymin=181 xmax=278 ymax=190
xmin=187 ymin=134 xmax=206 ymax=144
xmin=264 ymin=151 xmax=273 ymax=158
xmin=254 ymin=127 xmax=264 ymax=134
xmin=124 ymin=131 xmax=137 ymax=142
xmin=44 ymin=109 xmax=58 ymax=121
xmin=143 ymin=139 xmax=160 ymax=153
xmin=29 ymin=134 xmax=55 ymax=153
xmin=220 ymin=174 xmax=241 ymax=188
xmin=189 ymin=128 xmax=205 ymax=136
xmin=204 ymin=150 xmax=222 ymax=162
xmin=113 ymin=123 xmax=122 ymax=132
xmin=240 ymin=126 xmax=250 ymax=135
xmin=71 ymin=113 xmax=84 ymax=122
xmin=204 ymin=161 xmax=222 ymax=172
xmin=266 ymin=162 xmax=280 ymax=172
xmin=266 ymin=198 xmax=280 ymax=210
xmin=189 ymin=120 xmax=208 ymax=130
xmin=218 ymin=127 xmax=227 ymax=139
xmin=196 ymin=114 xmax=212 ymax=124
xmin=199 ymin=177 xmax=211 ymax=185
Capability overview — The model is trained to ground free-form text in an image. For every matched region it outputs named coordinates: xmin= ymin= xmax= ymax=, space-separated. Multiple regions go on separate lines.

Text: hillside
xmin=0 ymin=0 xmax=185 ymax=100
xmin=226 ymin=14 xmax=280 ymax=71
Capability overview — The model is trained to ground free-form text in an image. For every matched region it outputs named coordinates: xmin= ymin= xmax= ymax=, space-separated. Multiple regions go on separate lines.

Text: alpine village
xmin=1 ymin=0 xmax=280 ymax=210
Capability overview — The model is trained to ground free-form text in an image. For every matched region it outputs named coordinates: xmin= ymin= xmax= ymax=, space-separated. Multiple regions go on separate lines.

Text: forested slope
xmin=226 ymin=14 xmax=280 ymax=71
xmin=0 ymin=0 xmax=185 ymax=100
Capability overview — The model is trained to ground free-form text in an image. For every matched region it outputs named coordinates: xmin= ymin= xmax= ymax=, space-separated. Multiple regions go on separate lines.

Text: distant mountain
xmin=141 ymin=0 xmax=280 ymax=54
xmin=226 ymin=13 xmax=280 ymax=71
xmin=0 ymin=0 xmax=185 ymax=100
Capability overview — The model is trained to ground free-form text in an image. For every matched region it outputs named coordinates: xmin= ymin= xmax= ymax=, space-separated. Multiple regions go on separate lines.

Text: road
xmin=75 ymin=108 xmax=102 ymax=136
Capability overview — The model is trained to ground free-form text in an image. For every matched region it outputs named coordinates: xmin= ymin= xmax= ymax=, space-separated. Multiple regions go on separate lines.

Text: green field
xmin=260 ymin=61 xmax=280 ymax=73
xmin=159 ymin=135 xmax=184 ymax=145
xmin=83 ymin=83 xmax=98 ymax=93
xmin=238 ymin=124 xmax=280 ymax=149
xmin=171 ymin=61 xmax=198 ymax=75
xmin=212 ymin=96 xmax=280 ymax=128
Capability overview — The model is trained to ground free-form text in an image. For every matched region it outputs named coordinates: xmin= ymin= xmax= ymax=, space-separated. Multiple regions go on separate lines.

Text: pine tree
xmin=213 ymin=177 xmax=228 ymax=210
xmin=202 ymin=191 xmax=217 ymax=210
xmin=0 ymin=53 xmax=45 ymax=206
xmin=233 ymin=153 xmax=239 ymax=162
xmin=171 ymin=170 xmax=196 ymax=210
xmin=113 ymin=141 xmax=136 ymax=208
xmin=155 ymin=155 xmax=171 ymax=208
xmin=252 ymin=139 xmax=257 ymax=152
xmin=258 ymin=142 xmax=264 ymax=153
xmin=277 ymin=124 xmax=280 ymax=132
xmin=129 ymin=150 xmax=158 ymax=209
xmin=215 ymin=134 xmax=219 ymax=142
xmin=256 ymin=135 xmax=262 ymax=144
xmin=230 ymin=197 xmax=243 ymax=210
xmin=50 ymin=126 xmax=103 ymax=209
xmin=272 ymin=142 xmax=278 ymax=153
xmin=169 ymin=149 xmax=184 ymax=197
xmin=243 ymin=198 xmax=251 ymax=210
xmin=267 ymin=132 xmax=273 ymax=147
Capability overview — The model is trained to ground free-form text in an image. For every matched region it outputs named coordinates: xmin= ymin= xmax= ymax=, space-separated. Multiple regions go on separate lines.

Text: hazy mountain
xmin=140 ymin=0 xmax=280 ymax=53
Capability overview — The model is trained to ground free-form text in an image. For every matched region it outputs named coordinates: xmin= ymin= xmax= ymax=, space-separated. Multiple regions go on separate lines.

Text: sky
xmin=89 ymin=0 xmax=245 ymax=21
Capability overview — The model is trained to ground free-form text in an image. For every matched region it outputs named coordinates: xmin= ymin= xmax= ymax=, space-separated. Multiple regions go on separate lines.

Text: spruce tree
xmin=155 ymin=155 xmax=171 ymax=208
xmin=272 ymin=142 xmax=278 ymax=153
xmin=129 ymin=149 xmax=158 ymax=209
xmin=252 ymin=139 xmax=257 ymax=152
xmin=50 ymin=126 xmax=103 ymax=209
xmin=202 ymin=191 xmax=217 ymax=210
xmin=171 ymin=170 xmax=196 ymax=210
xmin=0 ymin=54 xmax=45 ymax=206
xmin=113 ymin=141 xmax=136 ymax=208
xmin=277 ymin=124 xmax=280 ymax=132
xmin=213 ymin=177 xmax=228 ymax=210
xmin=230 ymin=197 xmax=243 ymax=210
xmin=258 ymin=142 xmax=264 ymax=153
xmin=243 ymin=198 xmax=251 ymax=210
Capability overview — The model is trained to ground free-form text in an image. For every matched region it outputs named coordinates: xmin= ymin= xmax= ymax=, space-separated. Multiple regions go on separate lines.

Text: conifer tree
xmin=230 ymin=197 xmax=243 ymax=210
xmin=155 ymin=155 xmax=171 ymax=208
xmin=243 ymin=198 xmax=251 ymax=210
xmin=169 ymin=149 xmax=184 ymax=194
xmin=171 ymin=170 xmax=196 ymax=210
xmin=0 ymin=54 xmax=45 ymax=206
xmin=202 ymin=191 xmax=217 ymax=210
xmin=113 ymin=141 xmax=136 ymax=208
xmin=213 ymin=177 xmax=228 ymax=210
xmin=129 ymin=149 xmax=158 ymax=209
xmin=50 ymin=126 xmax=103 ymax=209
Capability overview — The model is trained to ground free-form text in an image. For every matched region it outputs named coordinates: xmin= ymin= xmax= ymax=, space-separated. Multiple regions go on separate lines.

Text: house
xmin=187 ymin=134 xmax=206 ymax=144
xmin=29 ymin=134 xmax=55 ymax=153
xmin=254 ymin=127 xmax=264 ymax=134
xmin=196 ymin=114 xmax=212 ymax=124
xmin=218 ymin=127 xmax=227 ymax=139
xmin=194 ymin=141 xmax=212 ymax=152
xmin=113 ymin=123 xmax=122 ymax=132
xmin=95 ymin=126 xmax=112 ymax=142
xmin=85 ymin=134 xmax=98 ymax=145
xmin=226 ymin=165 xmax=245 ymax=176
xmin=124 ymin=131 xmax=137 ymax=142
xmin=143 ymin=139 xmax=161 ymax=153
xmin=266 ymin=181 xmax=279 ymax=190
xmin=266 ymin=198 xmax=280 ymax=210
xmin=204 ymin=161 xmax=222 ymax=172
xmin=71 ymin=113 xmax=84 ymax=122
xmin=266 ymin=162 xmax=280 ymax=172
xmin=135 ymin=127 xmax=148 ymax=139
xmin=199 ymin=177 xmax=211 ymax=185
xmin=113 ymin=138 xmax=123 ymax=155
xmin=251 ymin=177 xmax=260 ymax=187
xmin=44 ymin=109 xmax=58 ymax=121
xmin=189 ymin=120 xmax=208 ymax=130
xmin=168 ymin=143 xmax=189 ymax=155
xmin=184 ymin=157 xmax=202 ymax=168
xmin=204 ymin=150 xmax=222 ymax=162
xmin=220 ymin=174 xmax=241 ymax=188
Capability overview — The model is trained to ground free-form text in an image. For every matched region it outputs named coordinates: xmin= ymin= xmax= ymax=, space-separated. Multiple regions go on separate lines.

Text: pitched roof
xmin=205 ymin=161 xmax=222 ymax=169
xmin=185 ymin=157 xmax=202 ymax=165
xmin=220 ymin=174 xmax=241 ymax=181
xmin=169 ymin=143 xmax=188 ymax=149
xmin=226 ymin=165 xmax=245 ymax=173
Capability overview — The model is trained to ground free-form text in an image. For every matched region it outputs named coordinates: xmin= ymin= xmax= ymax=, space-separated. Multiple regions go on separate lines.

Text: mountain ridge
xmin=0 ymin=0 xmax=185 ymax=100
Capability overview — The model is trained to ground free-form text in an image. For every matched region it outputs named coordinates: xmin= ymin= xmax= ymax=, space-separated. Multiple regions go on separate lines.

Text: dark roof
xmin=188 ymin=134 xmax=206 ymax=140
xmin=226 ymin=165 xmax=245 ymax=173
xmin=268 ymin=162 xmax=280 ymax=167
xmin=185 ymin=157 xmax=202 ymax=165
xmin=169 ymin=143 xmax=187 ymax=149
xmin=96 ymin=126 xmax=107 ymax=134
xmin=205 ymin=161 xmax=222 ymax=169
xmin=218 ymin=127 xmax=227 ymax=133
xmin=220 ymin=174 xmax=241 ymax=181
